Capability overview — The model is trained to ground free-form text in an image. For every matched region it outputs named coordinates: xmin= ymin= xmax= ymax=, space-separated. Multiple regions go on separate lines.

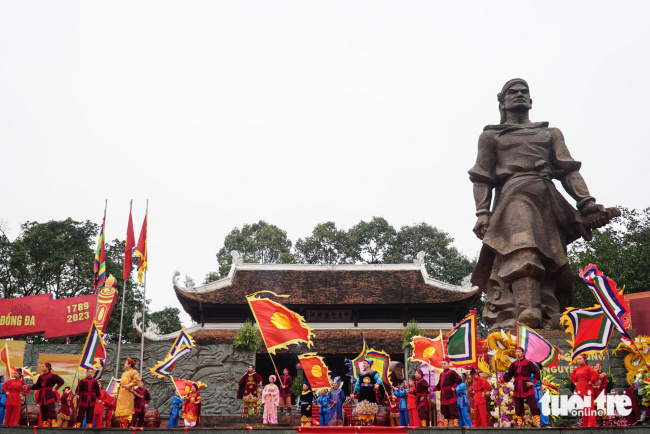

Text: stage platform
xmin=1 ymin=427 xmax=649 ymax=433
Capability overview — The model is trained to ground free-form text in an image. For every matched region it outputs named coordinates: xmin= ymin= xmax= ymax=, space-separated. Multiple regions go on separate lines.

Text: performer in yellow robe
xmin=115 ymin=358 xmax=141 ymax=427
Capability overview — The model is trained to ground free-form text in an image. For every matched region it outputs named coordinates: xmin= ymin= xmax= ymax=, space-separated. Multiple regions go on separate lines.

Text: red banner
xmin=0 ymin=289 xmax=118 ymax=340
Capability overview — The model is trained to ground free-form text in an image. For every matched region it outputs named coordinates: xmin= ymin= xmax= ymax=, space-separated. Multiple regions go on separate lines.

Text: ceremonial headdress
xmin=126 ymin=358 xmax=137 ymax=367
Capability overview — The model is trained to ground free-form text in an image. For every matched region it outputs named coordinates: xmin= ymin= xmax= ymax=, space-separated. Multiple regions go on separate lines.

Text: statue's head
xmin=498 ymin=78 xmax=532 ymax=123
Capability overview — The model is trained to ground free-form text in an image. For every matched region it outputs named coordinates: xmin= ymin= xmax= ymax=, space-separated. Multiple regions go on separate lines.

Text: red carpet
xmin=297 ymin=428 xmax=407 ymax=434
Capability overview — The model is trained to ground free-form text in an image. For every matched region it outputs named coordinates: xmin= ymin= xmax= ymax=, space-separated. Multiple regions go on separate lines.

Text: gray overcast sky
xmin=2 ymin=1 xmax=648 ymax=327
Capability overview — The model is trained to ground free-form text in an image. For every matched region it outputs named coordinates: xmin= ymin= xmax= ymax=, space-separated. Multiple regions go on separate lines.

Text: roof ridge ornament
xmin=231 ymin=250 xmax=243 ymax=266
xmin=413 ymin=251 xmax=426 ymax=265
xmin=173 ymin=271 xmax=197 ymax=292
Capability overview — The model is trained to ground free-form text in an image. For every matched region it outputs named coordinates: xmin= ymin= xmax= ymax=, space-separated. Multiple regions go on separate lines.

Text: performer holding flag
xmin=115 ymin=358 xmax=141 ymax=428
xmin=502 ymin=346 xmax=541 ymax=427
xmin=431 ymin=358 xmax=462 ymax=427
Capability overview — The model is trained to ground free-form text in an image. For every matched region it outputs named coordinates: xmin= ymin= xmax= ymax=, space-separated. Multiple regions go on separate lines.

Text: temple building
xmin=144 ymin=253 xmax=480 ymax=382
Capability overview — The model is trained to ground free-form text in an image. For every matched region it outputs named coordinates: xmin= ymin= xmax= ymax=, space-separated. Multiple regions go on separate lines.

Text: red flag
xmin=136 ymin=212 xmax=148 ymax=285
xmin=123 ymin=201 xmax=136 ymax=281
xmin=298 ymin=353 xmax=331 ymax=390
xmin=171 ymin=377 xmax=194 ymax=398
xmin=409 ymin=333 xmax=445 ymax=369
xmin=1 ymin=344 xmax=15 ymax=375
xmin=246 ymin=292 xmax=314 ymax=354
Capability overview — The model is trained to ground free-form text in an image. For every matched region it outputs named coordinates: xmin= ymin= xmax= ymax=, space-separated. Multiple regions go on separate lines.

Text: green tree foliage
xmin=213 ymin=221 xmax=294 ymax=278
xmin=294 ymin=221 xmax=356 ymax=264
xmin=348 ymin=217 xmax=397 ymax=264
xmin=0 ymin=219 xmax=97 ymax=300
xmin=233 ymin=319 xmax=261 ymax=351
xmin=568 ymin=207 xmax=650 ymax=308
xmin=147 ymin=306 xmax=183 ymax=335
xmin=386 ymin=222 xmax=475 ymax=285
xmin=0 ymin=219 xmax=163 ymax=345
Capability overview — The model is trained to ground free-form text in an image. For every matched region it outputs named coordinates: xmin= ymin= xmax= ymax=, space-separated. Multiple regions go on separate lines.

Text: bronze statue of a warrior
xmin=469 ymin=79 xmax=619 ymax=330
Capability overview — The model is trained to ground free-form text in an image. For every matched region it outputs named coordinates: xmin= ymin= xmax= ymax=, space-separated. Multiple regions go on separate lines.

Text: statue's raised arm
xmin=468 ymin=78 xmax=619 ymax=331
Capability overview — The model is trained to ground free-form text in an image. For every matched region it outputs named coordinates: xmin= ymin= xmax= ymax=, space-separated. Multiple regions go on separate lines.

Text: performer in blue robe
xmin=327 ymin=377 xmax=346 ymax=426
xmin=0 ymin=375 xmax=6 ymax=426
xmin=316 ymin=391 xmax=329 ymax=426
xmin=531 ymin=364 xmax=550 ymax=427
xmin=167 ymin=392 xmax=184 ymax=428
xmin=456 ymin=374 xmax=472 ymax=427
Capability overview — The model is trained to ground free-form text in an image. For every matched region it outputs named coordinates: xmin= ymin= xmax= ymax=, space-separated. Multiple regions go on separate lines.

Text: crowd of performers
xmin=233 ymin=347 xmax=644 ymax=428
xmin=1 ymin=350 xmax=646 ymax=428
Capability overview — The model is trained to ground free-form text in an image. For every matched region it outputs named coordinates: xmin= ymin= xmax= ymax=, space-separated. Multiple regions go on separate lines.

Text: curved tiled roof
xmin=174 ymin=263 xmax=479 ymax=307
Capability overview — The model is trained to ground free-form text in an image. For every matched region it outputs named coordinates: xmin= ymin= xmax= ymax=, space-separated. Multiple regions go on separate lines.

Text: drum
xmin=389 ymin=361 xmax=405 ymax=386
xmin=348 ymin=406 xmax=389 ymax=426
xmin=19 ymin=405 xmax=40 ymax=426
xmin=144 ymin=409 xmax=161 ymax=428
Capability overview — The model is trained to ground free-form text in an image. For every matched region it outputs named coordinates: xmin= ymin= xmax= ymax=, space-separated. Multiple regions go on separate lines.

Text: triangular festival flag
xmin=579 ymin=264 xmax=633 ymax=342
xmin=517 ymin=322 xmax=561 ymax=368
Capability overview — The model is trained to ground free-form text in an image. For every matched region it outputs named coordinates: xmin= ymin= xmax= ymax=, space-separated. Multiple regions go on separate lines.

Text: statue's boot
xmin=512 ymin=277 xmax=543 ymax=328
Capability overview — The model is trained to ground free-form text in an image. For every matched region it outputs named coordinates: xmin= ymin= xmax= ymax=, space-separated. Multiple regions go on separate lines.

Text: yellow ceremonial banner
xmin=0 ymin=340 xmax=25 ymax=376
xmin=36 ymin=353 xmax=81 ymax=390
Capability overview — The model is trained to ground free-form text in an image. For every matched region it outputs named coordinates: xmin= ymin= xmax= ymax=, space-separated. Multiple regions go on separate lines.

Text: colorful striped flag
xmin=169 ymin=328 xmax=196 ymax=358
xmin=136 ymin=212 xmax=148 ymax=285
xmin=561 ymin=305 xmax=613 ymax=362
xmin=344 ymin=332 xmax=391 ymax=382
xmin=149 ymin=328 xmax=196 ymax=378
xmin=79 ymin=321 xmax=106 ymax=372
xmin=106 ymin=377 xmax=120 ymax=396
xmin=517 ymin=322 xmax=561 ymax=368
xmin=579 ymin=264 xmax=633 ymax=342
xmin=93 ymin=210 xmax=107 ymax=291
xmin=445 ymin=310 xmax=478 ymax=366
xmin=123 ymin=201 xmax=136 ymax=281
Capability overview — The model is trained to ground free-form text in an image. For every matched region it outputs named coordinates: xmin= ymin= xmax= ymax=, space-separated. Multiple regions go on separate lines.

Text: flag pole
xmin=94 ymin=199 xmax=107 ymax=320
xmin=115 ymin=199 xmax=133 ymax=375
xmin=492 ymin=343 xmax=502 ymax=428
xmin=139 ymin=199 xmax=149 ymax=378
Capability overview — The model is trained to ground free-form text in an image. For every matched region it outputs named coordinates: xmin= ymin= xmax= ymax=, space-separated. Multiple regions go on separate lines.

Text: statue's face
xmin=504 ymin=83 xmax=531 ymax=111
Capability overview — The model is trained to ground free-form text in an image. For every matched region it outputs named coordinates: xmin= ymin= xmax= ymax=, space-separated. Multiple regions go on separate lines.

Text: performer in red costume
xmin=29 ymin=362 xmax=65 ymax=427
xmin=278 ymin=368 xmax=293 ymax=416
xmin=55 ymin=387 xmax=74 ymax=427
xmin=431 ymin=358 xmax=462 ymax=427
xmin=1 ymin=370 xmax=27 ymax=426
xmin=237 ymin=364 xmax=263 ymax=416
xmin=502 ymin=347 xmax=541 ymax=427
xmin=132 ymin=380 xmax=151 ymax=427
xmin=414 ymin=369 xmax=429 ymax=427
xmin=570 ymin=354 xmax=599 ymax=427
xmin=469 ymin=368 xmax=490 ymax=427
xmin=93 ymin=379 xmax=114 ymax=428
xmin=75 ymin=368 xmax=101 ymax=427
xmin=593 ymin=361 xmax=608 ymax=426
